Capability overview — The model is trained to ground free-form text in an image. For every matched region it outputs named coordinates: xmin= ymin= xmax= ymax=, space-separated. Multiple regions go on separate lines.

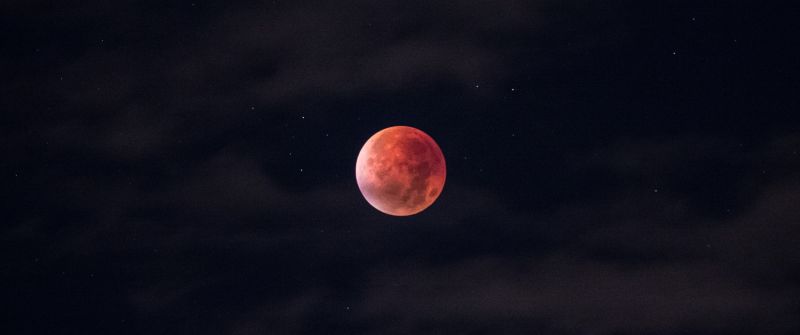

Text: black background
xmin=3 ymin=1 xmax=800 ymax=334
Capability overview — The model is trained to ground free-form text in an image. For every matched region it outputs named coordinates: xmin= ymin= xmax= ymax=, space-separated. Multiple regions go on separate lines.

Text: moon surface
xmin=356 ymin=126 xmax=446 ymax=216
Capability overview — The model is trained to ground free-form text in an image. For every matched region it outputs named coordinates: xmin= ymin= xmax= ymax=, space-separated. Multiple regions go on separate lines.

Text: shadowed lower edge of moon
xmin=358 ymin=176 xmax=442 ymax=216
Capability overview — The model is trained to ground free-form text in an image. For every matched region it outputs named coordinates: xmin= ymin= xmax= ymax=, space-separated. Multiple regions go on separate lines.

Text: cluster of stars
xmin=669 ymin=16 xmax=739 ymax=56
xmin=473 ymin=82 xmax=520 ymax=93
xmin=287 ymin=113 xmax=317 ymax=175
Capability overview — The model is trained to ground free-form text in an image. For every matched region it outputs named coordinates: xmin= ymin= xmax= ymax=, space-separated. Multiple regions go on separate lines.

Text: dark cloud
xmin=359 ymin=257 xmax=797 ymax=334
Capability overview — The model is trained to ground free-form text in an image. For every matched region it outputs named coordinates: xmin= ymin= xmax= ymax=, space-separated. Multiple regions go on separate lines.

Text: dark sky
xmin=3 ymin=1 xmax=800 ymax=334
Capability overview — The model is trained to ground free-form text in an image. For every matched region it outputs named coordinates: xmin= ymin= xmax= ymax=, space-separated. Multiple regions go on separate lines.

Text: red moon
xmin=355 ymin=126 xmax=446 ymax=216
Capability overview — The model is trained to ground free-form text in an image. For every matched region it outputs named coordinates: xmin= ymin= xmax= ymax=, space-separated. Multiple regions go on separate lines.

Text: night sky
xmin=4 ymin=1 xmax=800 ymax=334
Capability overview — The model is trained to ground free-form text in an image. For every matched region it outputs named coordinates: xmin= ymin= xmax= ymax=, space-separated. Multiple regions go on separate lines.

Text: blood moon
xmin=355 ymin=126 xmax=446 ymax=216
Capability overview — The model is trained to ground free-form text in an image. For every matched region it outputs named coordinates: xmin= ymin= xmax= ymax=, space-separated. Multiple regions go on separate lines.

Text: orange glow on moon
xmin=355 ymin=126 xmax=446 ymax=216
